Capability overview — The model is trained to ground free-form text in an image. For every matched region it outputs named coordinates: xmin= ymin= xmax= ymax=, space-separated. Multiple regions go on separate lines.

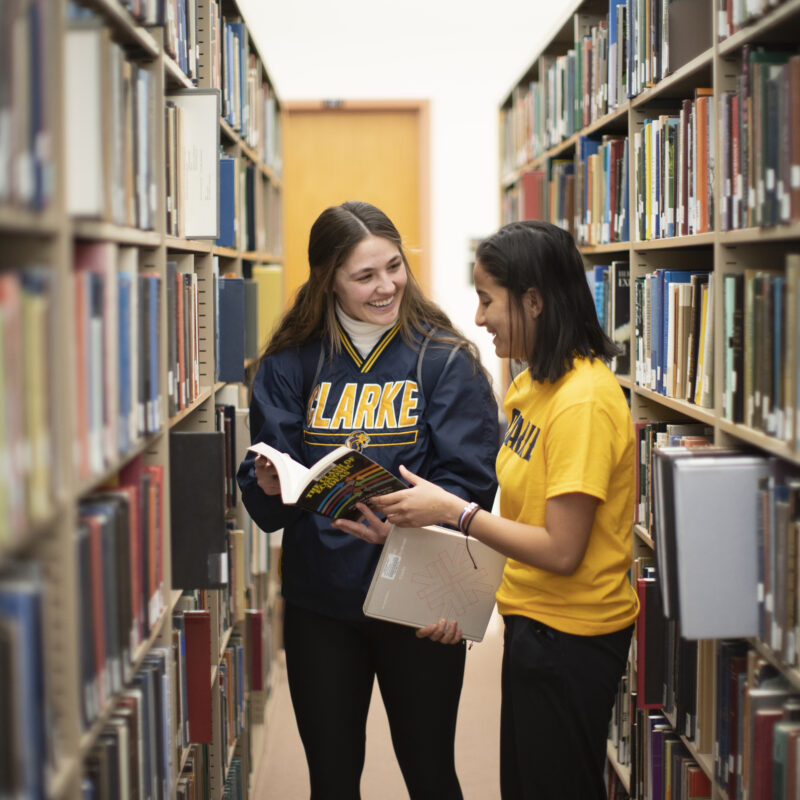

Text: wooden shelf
xmin=71 ymin=219 xmax=162 ymax=247
xmin=632 ymin=387 xmax=717 ymax=426
xmin=631 ymin=233 xmax=716 ymax=251
xmin=606 ymin=740 xmax=631 ymax=792
xmin=79 ymin=0 xmax=160 ymax=56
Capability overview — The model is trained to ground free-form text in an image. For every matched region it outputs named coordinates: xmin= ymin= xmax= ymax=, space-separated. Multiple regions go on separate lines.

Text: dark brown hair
xmin=261 ymin=201 xmax=483 ymax=368
xmin=475 ymin=220 xmax=618 ymax=383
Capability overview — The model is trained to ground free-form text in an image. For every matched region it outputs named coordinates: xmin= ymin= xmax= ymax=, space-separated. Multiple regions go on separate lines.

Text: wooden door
xmin=281 ymin=101 xmax=430 ymax=303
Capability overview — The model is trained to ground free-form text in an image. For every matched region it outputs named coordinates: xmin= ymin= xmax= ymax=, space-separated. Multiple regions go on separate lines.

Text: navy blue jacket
xmin=237 ymin=323 xmax=499 ymax=620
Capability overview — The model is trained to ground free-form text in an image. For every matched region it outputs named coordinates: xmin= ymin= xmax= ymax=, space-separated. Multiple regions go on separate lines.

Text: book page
xmin=247 ymin=442 xmax=310 ymax=503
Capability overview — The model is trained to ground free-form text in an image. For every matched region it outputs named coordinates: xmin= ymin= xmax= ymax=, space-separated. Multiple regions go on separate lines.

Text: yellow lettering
xmin=375 ymin=382 xmax=403 ymax=428
xmin=330 ymin=383 xmax=357 ymax=429
xmin=397 ymin=381 xmax=419 ymax=427
xmin=311 ymin=382 xmax=332 ymax=428
xmin=353 ymin=383 xmax=382 ymax=429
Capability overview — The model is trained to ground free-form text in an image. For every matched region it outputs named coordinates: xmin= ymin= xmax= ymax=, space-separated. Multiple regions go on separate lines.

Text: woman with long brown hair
xmin=238 ymin=201 xmax=498 ymax=799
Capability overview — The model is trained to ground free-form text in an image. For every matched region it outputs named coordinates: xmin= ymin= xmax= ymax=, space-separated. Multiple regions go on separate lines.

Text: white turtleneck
xmin=335 ymin=303 xmax=396 ymax=358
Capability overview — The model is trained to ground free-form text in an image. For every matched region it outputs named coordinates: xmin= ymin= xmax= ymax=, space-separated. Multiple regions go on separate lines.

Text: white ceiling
xmin=238 ymin=0 xmax=568 ymax=103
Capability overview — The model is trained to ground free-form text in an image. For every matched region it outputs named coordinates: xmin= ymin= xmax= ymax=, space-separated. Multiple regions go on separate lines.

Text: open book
xmin=247 ymin=442 xmax=407 ymax=521
xmin=364 ymin=524 xmax=507 ymax=642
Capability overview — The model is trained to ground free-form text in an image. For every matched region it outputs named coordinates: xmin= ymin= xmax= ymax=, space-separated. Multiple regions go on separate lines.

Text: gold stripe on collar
xmin=336 ymin=321 xmax=364 ymax=368
xmin=336 ymin=320 xmax=402 ymax=373
xmin=361 ymin=322 xmax=401 ymax=372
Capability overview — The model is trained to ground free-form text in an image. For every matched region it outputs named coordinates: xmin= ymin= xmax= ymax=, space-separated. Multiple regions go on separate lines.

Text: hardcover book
xmin=363 ymin=524 xmax=506 ymax=642
xmin=247 ymin=442 xmax=407 ymax=521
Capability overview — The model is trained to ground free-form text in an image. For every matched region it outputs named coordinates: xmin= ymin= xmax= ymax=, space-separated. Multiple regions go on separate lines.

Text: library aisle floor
xmin=252 ymin=609 xmax=505 ymax=798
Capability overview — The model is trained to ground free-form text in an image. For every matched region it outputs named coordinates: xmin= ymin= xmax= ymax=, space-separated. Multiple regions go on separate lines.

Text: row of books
xmin=0 ymin=0 xmax=52 ymax=210
xmin=74 ymin=243 xmax=163 ymax=482
xmin=576 ymin=134 xmax=630 ymax=245
xmin=721 ymin=259 xmax=800 ymax=446
xmin=165 ymin=260 xmax=201 ymax=418
xmin=633 ymin=269 xmax=714 ymax=408
xmin=0 ymin=269 xmax=53 ymax=542
xmin=82 ymin=646 xmax=175 ymax=800
xmin=633 ymin=421 xmax=714 ymax=533
xmin=719 ymin=49 xmax=800 ymax=232
xmin=504 ymin=132 xmax=630 ymax=247
xmin=501 ymin=0 xmax=711 ymax=174
xmin=633 ymin=91 xmax=715 ymax=241
xmin=635 ymin=711 xmax=712 ymax=800
xmin=202 ymin=0 xmax=282 ymax=173
xmin=756 ymin=461 xmax=800 ymax=666
xmin=626 ymin=556 xmax=799 ymax=799
xmin=215 ymin=155 xmax=283 ymax=255
xmin=715 ymin=643 xmax=800 ymax=800
xmin=718 ymin=0 xmax=794 ymax=41
xmin=76 ymin=457 xmax=165 ymax=730
xmin=586 ymin=261 xmax=631 ymax=376
xmin=650 ymin=444 xmax=800 ymax=674
xmin=66 ymin=19 xmax=157 ymax=229
xmin=164 ymin=0 xmax=198 ymax=82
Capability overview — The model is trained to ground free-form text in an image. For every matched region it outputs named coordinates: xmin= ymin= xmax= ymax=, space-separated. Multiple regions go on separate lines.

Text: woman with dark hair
xmin=237 ymin=201 xmax=499 ymax=799
xmin=371 ymin=220 xmax=639 ymax=800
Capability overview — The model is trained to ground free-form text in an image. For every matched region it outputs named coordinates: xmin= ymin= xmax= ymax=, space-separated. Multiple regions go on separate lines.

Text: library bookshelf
xmin=499 ymin=0 xmax=800 ymax=798
xmin=0 ymin=1 xmax=283 ymax=798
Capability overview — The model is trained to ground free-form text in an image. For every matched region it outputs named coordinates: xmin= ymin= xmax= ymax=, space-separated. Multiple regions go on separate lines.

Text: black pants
xmin=283 ymin=602 xmax=466 ymax=800
xmin=500 ymin=615 xmax=633 ymax=800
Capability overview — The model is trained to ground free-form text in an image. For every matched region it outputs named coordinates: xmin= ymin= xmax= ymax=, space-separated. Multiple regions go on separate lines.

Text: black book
xmin=170 ymin=430 xmax=227 ymax=589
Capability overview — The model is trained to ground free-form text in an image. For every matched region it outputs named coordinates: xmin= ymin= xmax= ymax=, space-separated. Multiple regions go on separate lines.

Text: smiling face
xmin=333 ymin=234 xmax=408 ymax=325
xmin=473 ymin=259 xmax=539 ymax=360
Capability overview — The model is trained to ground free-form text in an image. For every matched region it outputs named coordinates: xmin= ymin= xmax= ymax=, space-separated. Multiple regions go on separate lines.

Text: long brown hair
xmin=260 ymin=201 xmax=482 ymax=368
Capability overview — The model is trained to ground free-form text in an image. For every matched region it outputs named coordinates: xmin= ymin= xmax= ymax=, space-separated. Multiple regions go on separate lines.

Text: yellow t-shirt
xmin=495 ymin=357 xmax=640 ymax=635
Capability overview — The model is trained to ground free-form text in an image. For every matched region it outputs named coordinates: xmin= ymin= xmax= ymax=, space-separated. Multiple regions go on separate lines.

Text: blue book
xmin=650 ymin=270 xmax=662 ymax=392
xmin=228 ymin=22 xmax=247 ymax=133
xmin=224 ymin=23 xmax=235 ymax=125
xmin=146 ymin=274 xmax=160 ymax=433
xmin=577 ymin=136 xmax=601 ymax=235
xmin=0 ymin=569 xmax=47 ymax=800
xmin=118 ymin=272 xmax=132 ymax=453
xmin=592 ymin=265 xmax=608 ymax=328
xmin=216 ymin=156 xmax=236 ymax=248
xmin=217 ymin=277 xmax=245 ymax=383
xmin=608 ymin=0 xmax=626 ymax=105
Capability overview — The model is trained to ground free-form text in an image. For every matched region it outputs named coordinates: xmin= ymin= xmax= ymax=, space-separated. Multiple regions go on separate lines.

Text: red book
xmin=521 ymin=170 xmax=546 ymax=221
xmin=113 ymin=482 xmax=142 ymax=651
xmin=183 ymin=610 xmax=213 ymax=743
xmin=687 ymin=764 xmax=711 ymax=798
xmin=752 ymin=708 xmax=783 ymax=800
xmin=726 ymin=654 xmax=748 ymax=797
xmin=144 ymin=464 xmax=164 ymax=627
